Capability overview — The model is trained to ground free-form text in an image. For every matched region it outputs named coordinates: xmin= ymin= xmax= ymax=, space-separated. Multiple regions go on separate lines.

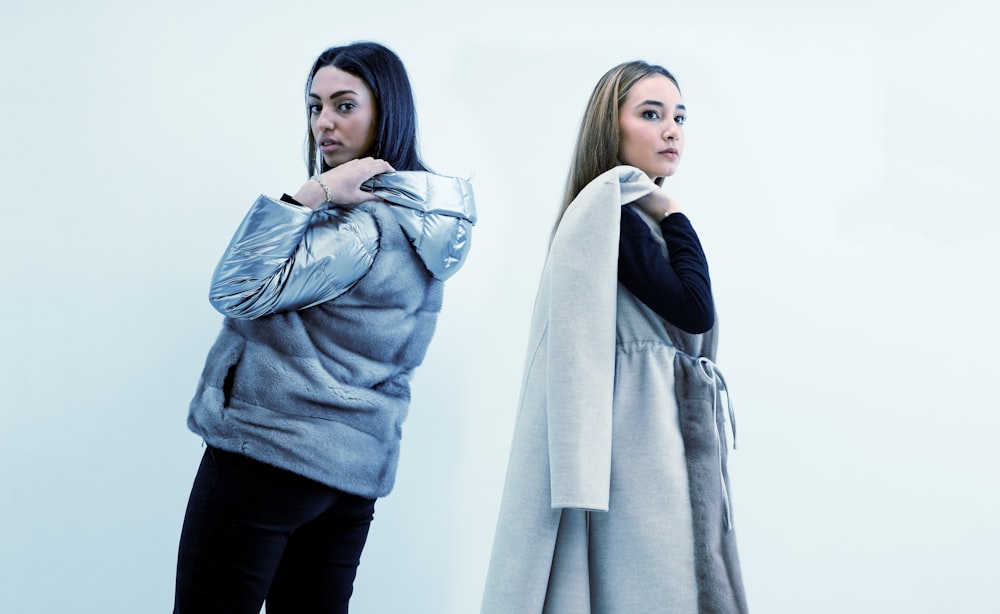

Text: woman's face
xmin=309 ymin=65 xmax=377 ymax=168
xmin=618 ymin=74 xmax=686 ymax=180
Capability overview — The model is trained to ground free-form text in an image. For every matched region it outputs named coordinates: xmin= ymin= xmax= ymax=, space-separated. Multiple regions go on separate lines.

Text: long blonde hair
xmin=555 ymin=61 xmax=680 ymax=233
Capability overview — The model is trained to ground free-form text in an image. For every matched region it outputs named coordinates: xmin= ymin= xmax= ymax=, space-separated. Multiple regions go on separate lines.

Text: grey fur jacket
xmin=187 ymin=171 xmax=476 ymax=498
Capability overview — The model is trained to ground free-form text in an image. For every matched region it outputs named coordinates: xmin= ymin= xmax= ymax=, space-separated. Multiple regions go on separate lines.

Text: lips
xmin=660 ymin=147 xmax=679 ymax=159
xmin=318 ymin=137 xmax=340 ymax=152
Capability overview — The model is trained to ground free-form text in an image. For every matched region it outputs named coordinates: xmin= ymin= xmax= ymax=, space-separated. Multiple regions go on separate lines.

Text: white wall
xmin=1 ymin=0 xmax=997 ymax=611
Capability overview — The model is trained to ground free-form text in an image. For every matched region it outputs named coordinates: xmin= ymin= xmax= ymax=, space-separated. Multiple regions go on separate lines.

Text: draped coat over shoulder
xmin=481 ymin=167 xmax=748 ymax=613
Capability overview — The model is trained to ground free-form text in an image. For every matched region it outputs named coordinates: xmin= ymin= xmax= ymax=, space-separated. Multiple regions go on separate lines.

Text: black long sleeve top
xmin=618 ymin=207 xmax=715 ymax=334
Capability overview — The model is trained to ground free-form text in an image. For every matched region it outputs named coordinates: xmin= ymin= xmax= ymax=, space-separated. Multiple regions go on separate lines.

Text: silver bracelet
xmin=311 ymin=175 xmax=333 ymax=202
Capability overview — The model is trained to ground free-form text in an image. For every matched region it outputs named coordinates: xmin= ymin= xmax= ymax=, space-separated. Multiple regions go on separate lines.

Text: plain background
xmin=2 ymin=0 xmax=998 ymax=612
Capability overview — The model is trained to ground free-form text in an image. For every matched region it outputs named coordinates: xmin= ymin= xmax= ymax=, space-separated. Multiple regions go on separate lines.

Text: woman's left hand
xmin=634 ymin=187 xmax=682 ymax=220
xmin=293 ymin=157 xmax=395 ymax=210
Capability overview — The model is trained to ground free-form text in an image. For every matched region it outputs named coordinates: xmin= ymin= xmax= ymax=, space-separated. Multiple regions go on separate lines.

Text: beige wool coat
xmin=481 ymin=166 xmax=747 ymax=613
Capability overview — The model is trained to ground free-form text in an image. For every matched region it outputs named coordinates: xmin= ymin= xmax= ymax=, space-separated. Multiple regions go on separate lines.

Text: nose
xmin=663 ymin=121 xmax=679 ymax=141
xmin=316 ymin=106 xmax=335 ymax=131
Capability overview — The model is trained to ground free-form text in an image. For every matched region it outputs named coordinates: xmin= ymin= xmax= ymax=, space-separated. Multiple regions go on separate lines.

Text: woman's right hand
xmin=293 ymin=157 xmax=395 ymax=210
xmin=634 ymin=187 xmax=682 ymax=221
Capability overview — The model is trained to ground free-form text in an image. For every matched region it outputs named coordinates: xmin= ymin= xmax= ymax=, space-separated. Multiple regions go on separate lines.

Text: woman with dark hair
xmin=173 ymin=41 xmax=476 ymax=613
xmin=481 ymin=61 xmax=747 ymax=613
xmin=304 ymin=42 xmax=427 ymax=174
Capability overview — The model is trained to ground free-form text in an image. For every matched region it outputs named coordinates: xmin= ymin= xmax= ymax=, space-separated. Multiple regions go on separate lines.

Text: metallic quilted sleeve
xmin=208 ymin=195 xmax=378 ymax=319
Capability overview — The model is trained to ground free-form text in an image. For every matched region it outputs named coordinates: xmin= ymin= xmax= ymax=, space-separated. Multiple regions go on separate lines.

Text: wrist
xmin=311 ymin=175 xmax=334 ymax=202
xmin=291 ymin=180 xmax=326 ymax=210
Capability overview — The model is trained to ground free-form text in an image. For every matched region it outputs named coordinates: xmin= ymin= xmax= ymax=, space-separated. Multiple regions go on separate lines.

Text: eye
xmin=641 ymin=109 xmax=661 ymax=120
xmin=307 ymin=103 xmax=321 ymax=115
xmin=337 ymin=100 xmax=357 ymax=112
xmin=675 ymin=114 xmax=687 ymax=126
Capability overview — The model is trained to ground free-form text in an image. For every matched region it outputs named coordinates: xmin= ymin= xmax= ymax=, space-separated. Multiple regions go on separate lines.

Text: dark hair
xmin=304 ymin=41 xmax=427 ymax=176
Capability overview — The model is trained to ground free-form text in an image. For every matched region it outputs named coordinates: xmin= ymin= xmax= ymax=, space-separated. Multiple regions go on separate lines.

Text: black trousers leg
xmin=173 ymin=446 xmax=375 ymax=614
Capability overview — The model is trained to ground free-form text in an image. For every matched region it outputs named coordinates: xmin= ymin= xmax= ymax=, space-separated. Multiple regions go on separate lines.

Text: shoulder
xmin=364 ymin=171 xmax=477 ymax=224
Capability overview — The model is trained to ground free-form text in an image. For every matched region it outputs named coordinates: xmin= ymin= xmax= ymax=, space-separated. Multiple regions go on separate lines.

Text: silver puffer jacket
xmin=209 ymin=171 xmax=477 ymax=320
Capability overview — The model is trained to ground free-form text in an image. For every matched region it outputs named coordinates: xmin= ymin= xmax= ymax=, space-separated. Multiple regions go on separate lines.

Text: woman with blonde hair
xmin=481 ymin=61 xmax=747 ymax=613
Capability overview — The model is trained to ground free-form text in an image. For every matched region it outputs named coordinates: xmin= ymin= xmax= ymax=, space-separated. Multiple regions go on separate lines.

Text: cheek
xmin=361 ymin=118 xmax=377 ymax=148
xmin=625 ymin=135 xmax=648 ymax=160
xmin=618 ymin=132 xmax=635 ymax=158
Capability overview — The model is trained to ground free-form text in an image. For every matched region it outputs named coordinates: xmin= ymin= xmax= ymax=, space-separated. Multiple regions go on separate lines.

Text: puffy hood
xmin=362 ymin=171 xmax=477 ymax=281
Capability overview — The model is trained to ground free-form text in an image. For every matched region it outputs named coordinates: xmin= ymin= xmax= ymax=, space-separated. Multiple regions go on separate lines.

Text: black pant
xmin=174 ymin=446 xmax=376 ymax=614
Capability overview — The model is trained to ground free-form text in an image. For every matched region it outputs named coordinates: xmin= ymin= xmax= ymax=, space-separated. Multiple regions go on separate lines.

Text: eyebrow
xmin=308 ymin=89 xmax=359 ymax=100
xmin=637 ymin=100 xmax=687 ymax=111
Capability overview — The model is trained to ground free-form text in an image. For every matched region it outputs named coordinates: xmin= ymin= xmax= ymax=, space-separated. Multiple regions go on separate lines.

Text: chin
xmin=640 ymin=166 xmax=676 ymax=181
xmin=636 ymin=159 xmax=676 ymax=176
xmin=323 ymin=151 xmax=358 ymax=168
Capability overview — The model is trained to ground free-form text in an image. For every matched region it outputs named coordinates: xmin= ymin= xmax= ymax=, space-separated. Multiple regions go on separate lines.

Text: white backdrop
xmin=2 ymin=0 xmax=998 ymax=612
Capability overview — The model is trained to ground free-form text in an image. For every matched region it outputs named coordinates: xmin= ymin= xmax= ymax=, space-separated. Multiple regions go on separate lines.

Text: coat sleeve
xmin=208 ymin=195 xmax=379 ymax=319
xmin=544 ymin=166 xmax=659 ymax=511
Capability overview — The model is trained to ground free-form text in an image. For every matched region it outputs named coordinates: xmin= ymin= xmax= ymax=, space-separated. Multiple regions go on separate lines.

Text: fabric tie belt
xmin=697 ymin=356 xmax=737 ymax=531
